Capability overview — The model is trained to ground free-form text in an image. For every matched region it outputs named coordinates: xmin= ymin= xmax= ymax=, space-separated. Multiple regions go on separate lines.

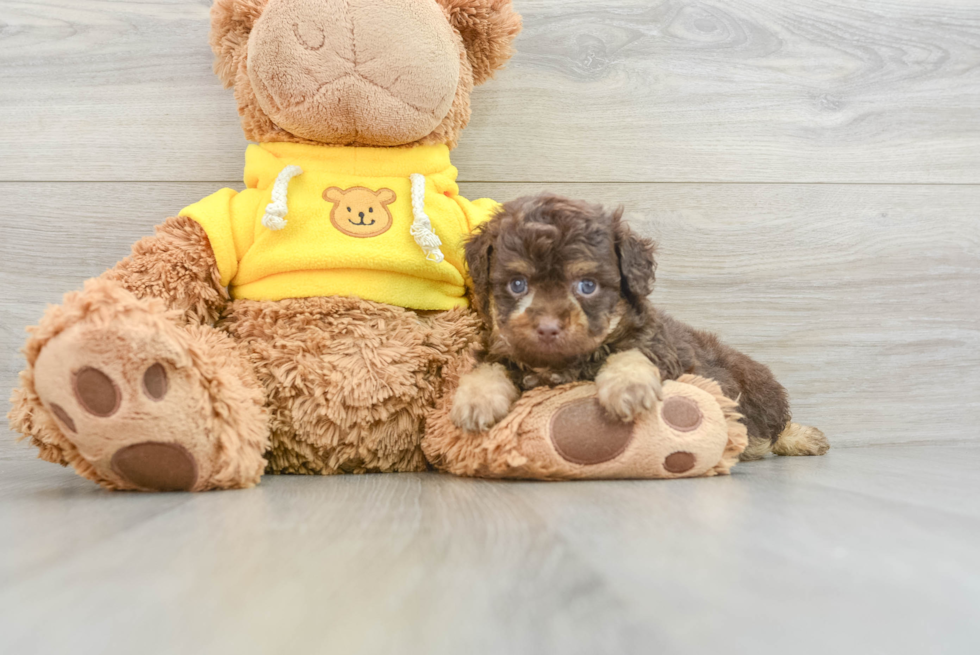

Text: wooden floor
xmin=1 ymin=1 xmax=979 ymax=653
xmin=1 ymin=443 xmax=979 ymax=654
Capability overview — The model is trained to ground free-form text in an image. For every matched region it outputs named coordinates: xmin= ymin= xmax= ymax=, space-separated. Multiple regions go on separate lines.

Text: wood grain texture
xmin=2 ymin=0 xmax=980 ymax=182
xmin=1 ymin=181 xmax=977 ymax=453
xmin=1 ymin=445 xmax=979 ymax=655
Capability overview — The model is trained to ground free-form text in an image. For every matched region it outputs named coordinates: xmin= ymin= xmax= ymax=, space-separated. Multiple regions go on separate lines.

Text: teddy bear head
xmin=210 ymin=0 xmax=521 ymax=148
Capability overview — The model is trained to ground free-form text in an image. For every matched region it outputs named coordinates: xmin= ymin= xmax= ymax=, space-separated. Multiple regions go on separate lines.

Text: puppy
xmin=451 ymin=194 xmax=828 ymax=461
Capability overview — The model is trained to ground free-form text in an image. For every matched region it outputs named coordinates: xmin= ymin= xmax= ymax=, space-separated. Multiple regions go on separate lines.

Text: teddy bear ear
xmin=437 ymin=0 xmax=522 ymax=86
xmin=210 ymin=0 xmax=270 ymax=88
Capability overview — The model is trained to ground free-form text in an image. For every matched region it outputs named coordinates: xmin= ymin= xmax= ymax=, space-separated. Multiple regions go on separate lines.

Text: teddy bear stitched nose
xmin=359 ymin=211 xmax=365 ymax=219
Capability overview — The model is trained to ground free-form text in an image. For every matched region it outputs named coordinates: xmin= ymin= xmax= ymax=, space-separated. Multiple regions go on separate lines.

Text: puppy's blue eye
xmin=577 ymin=279 xmax=598 ymax=296
xmin=509 ymin=278 xmax=528 ymax=295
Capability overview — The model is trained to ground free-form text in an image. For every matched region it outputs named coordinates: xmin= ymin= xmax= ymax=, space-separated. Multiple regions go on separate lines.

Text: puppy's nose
xmin=358 ymin=211 xmax=365 ymax=219
xmin=536 ymin=318 xmax=562 ymax=341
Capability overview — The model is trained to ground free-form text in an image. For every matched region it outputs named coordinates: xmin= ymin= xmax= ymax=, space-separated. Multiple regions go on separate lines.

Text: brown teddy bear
xmin=8 ymin=0 xmax=522 ymax=491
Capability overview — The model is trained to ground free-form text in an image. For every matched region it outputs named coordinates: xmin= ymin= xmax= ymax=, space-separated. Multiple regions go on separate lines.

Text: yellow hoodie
xmin=179 ymin=142 xmax=498 ymax=310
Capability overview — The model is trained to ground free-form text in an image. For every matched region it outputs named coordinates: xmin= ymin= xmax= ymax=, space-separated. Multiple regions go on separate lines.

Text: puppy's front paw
xmin=451 ymin=363 xmax=520 ymax=433
xmin=595 ymin=350 xmax=663 ymax=422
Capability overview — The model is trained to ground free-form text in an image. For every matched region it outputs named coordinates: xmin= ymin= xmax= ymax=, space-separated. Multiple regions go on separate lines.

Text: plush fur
xmin=210 ymin=0 xmax=520 ymax=148
xmin=426 ymin=366 xmax=750 ymax=480
xmin=9 ymin=274 xmax=269 ymax=490
xmin=9 ymin=0 xmax=519 ymax=490
xmin=105 ymin=216 xmax=230 ymax=324
xmin=458 ymin=195 xmax=829 ymax=459
xmin=222 ymin=296 xmax=480 ymax=475
xmin=8 ymin=215 xmax=483 ymax=488
xmin=439 ymin=0 xmax=523 ymax=84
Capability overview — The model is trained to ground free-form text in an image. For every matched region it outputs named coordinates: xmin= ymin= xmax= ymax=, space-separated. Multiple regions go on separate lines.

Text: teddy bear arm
xmin=103 ymin=216 xmax=230 ymax=325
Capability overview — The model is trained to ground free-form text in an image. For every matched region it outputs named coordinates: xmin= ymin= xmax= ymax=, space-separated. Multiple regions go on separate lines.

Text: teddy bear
xmin=7 ymin=0 xmax=523 ymax=491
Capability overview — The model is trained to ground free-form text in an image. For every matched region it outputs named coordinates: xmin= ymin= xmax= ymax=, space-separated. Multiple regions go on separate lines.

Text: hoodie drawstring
xmin=409 ymin=173 xmax=444 ymax=263
xmin=261 ymin=165 xmax=304 ymax=231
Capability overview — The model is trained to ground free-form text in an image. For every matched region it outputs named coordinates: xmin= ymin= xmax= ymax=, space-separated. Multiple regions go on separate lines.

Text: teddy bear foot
xmin=29 ymin=305 xmax=269 ymax=491
xmin=34 ymin=322 xmax=206 ymax=490
xmin=425 ymin=373 xmax=750 ymax=480
xmin=545 ymin=382 xmax=741 ymax=478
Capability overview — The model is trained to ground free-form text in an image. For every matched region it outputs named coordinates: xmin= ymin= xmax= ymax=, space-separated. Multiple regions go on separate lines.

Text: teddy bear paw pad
xmin=549 ymin=398 xmax=635 ymax=465
xmin=31 ymin=321 xmax=216 ymax=490
xmin=111 ymin=442 xmax=198 ymax=492
xmin=662 ymin=450 xmax=697 ymax=474
xmin=142 ymin=363 xmax=168 ymax=400
xmin=660 ymin=396 xmax=703 ymax=432
xmin=74 ymin=366 xmax=122 ymax=417
xmin=645 ymin=380 xmax=736 ymax=478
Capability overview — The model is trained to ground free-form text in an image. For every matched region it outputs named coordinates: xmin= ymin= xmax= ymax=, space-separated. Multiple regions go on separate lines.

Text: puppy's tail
xmin=773 ymin=422 xmax=829 ymax=457
xmin=741 ymin=422 xmax=829 ymax=461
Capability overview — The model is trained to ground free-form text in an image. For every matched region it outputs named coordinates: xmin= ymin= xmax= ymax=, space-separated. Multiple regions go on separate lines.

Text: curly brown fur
xmin=464 ymin=195 xmax=826 ymax=457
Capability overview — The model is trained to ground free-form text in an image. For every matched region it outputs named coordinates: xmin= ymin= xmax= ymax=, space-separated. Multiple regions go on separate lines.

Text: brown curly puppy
xmin=452 ymin=194 xmax=828 ymax=461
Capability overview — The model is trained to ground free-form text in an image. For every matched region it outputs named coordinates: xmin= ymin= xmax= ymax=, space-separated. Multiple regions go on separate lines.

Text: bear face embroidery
xmin=323 ymin=186 xmax=397 ymax=238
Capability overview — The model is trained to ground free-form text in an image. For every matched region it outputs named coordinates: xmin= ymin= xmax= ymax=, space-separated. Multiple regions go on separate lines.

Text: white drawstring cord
xmin=261 ymin=165 xmax=303 ymax=231
xmin=409 ymin=173 xmax=444 ymax=264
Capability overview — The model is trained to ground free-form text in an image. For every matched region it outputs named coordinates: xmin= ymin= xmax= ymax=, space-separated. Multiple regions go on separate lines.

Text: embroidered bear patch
xmin=323 ymin=186 xmax=396 ymax=238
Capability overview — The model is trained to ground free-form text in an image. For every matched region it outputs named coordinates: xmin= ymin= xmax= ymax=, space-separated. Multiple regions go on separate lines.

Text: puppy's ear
xmin=437 ymin=0 xmax=522 ymax=85
xmin=613 ymin=208 xmax=657 ymax=303
xmin=464 ymin=219 xmax=499 ymax=319
xmin=210 ymin=0 xmax=270 ymax=88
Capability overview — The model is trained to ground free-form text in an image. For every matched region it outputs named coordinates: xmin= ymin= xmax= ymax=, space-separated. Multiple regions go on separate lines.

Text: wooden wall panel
xmin=2 ymin=181 xmax=976 ymax=451
xmin=1 ymin=0 xmax=979 ymax=182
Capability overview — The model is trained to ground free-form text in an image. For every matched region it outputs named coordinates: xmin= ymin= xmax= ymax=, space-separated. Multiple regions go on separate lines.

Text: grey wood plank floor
xmin=1 ymin=444 xmax=978 ymax=655
xmin=2 ymin=0 xmax=979 ymax=652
